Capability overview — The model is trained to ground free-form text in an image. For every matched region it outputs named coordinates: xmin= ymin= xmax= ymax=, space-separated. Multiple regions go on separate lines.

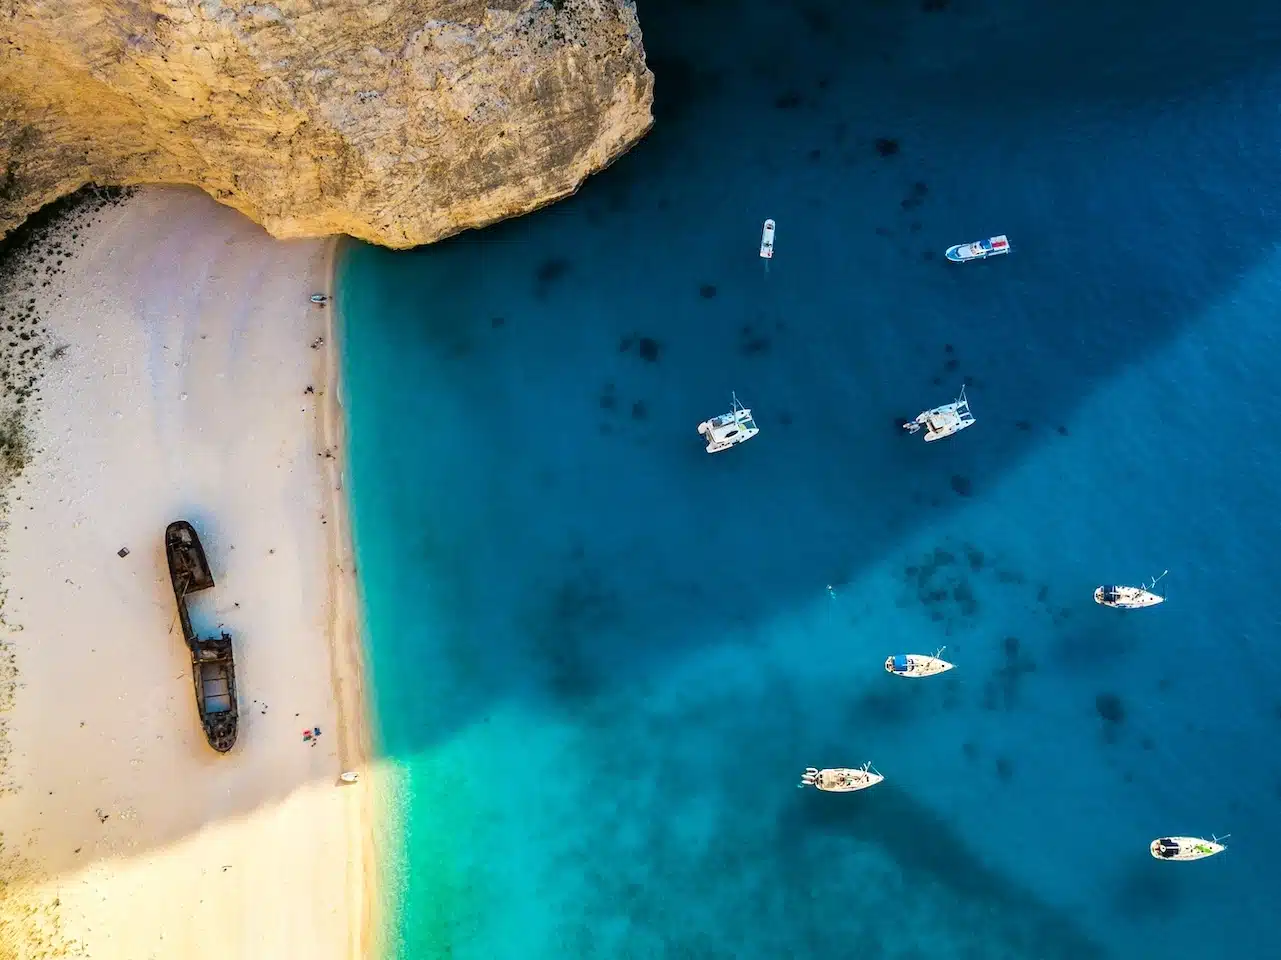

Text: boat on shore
xmin=1150 ymin=835 xmax=1227 ymax=861
xmin=798 ymin=762 xmax=883 ymax=792
xmin=945 ymin=235 xmax=1009 ymax=262
xmin=165 ymin=520 xmax=239 ymax=753
xmin=1094 ymin=570 xmax=1167 ymax=609
xmin=903 ymin=385 xmax=975 ymax=442
xmin=697 ymin=392 xmax=760 ymax=453
xmin=885 ymin=647 xmax=954 ymax=678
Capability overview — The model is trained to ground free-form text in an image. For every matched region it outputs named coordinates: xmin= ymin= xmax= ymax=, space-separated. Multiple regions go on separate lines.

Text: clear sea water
xmin=337 ymin=1 xmax=1281 ymax=956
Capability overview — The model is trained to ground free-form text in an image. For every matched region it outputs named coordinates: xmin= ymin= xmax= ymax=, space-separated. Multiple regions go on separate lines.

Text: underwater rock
xmin=0 ymin=0 xmax=654 ymax=248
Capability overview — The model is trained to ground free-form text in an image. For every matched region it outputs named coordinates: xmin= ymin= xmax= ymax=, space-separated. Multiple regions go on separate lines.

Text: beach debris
xmin=310 ymin=336 xmax=325 ymax=349
xmin=304 ymin=385 xmax=315 ymax=395
xmin=95 ymin=808 xmax=109 ymax=823
xmin=117 ymin=546 xmax=130 ymax=558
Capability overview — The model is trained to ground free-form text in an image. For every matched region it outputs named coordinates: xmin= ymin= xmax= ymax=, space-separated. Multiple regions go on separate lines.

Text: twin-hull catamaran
xmin=798 ymin=762 xmax=883 ymax=792
xmin=903 ymin=385 xmax=976 ymax=442
xmin=698 ymin=392 xmax=760 ymax=453
xmin=1150 ymin=835 xmax=1227 ymax=861
xmin=885 ymin=647 xmax=954 ymax=678
xmin=1095 ymin=570 xmax=1167 ymax=609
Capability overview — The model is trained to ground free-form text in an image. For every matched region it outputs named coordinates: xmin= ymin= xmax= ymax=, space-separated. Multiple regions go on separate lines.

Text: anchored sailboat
xmin=1095 ymin=570 xmax=1167 ymax=609
xmin=798 ymin=762 xmax=883 ymax=793
xmin=885 ymin=647 xmax=954 ymax=678
xmin=697 ymin=392 xmax=760 ymax=454
xmin=903 ymin=385 xmax=976 ymax=442
xmin=1150 ymin=834 xmax=1228 ymax=861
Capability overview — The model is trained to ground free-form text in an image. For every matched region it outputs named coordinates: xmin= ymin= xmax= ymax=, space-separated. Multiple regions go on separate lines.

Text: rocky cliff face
xmin=0 ymin=0 xmax=653 ymax=248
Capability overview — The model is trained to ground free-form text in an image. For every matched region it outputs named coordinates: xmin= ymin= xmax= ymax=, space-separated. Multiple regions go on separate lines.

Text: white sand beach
xmin=0 ymin=187 xmax=375 ymax=959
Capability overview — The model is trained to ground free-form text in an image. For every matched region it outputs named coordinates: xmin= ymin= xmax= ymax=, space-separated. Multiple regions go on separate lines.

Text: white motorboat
xmin=945 ymin=235 xmax=1009 ymax=262
xmin=339 ymin=771 xmax=360 ymax=784
xmin=1150 ymin=835 xmax=1227 ymax=861
xmin=760 ymin=219 xmax=776 ymax=259
xmin=1095 ymin=570 xmax=1167 ymax=609
xmin=798 ymin=762 xmax=883 ymax=793
xmin=885 ymin=647 xmax=954 ymax=678
xmin=903 ymin=385 xmax=975 ymax=442
xmin=698 ymin=392 xmax=759 ymax=453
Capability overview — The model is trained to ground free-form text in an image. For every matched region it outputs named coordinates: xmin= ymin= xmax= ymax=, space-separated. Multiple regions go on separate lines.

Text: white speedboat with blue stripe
xmin=946 ymin=235 xmax=1009 ymax=262
xmin=885 ymin=647 xmax=954 ymax=678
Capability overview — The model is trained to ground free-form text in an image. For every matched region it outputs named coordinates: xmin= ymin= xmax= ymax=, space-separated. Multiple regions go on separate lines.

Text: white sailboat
xmin=1095 ymin=570 xmax=1167 ymax=609
xmin=885 ymin=647 xmax=954 ymax=678
xmin=903 ymin=385 xmax=976 ymax=442
xmin=697 ymin=392 xmax=759 ymax=454
xmin=1150 ymin=835 xmax=1227 ymax=861
xmin=798 ymin=762 xmax=883 ymax=793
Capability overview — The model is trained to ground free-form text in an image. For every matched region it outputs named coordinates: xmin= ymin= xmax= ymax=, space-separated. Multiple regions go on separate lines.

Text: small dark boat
xmin=165 ymin=520 xmax=238 ymax=753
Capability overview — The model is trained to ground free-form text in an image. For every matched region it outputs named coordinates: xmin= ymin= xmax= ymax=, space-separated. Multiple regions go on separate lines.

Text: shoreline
xmin=317 ymin=234 xmax=382 ymax=960
xmin=0 ymin=187 xmax=379 ymax=959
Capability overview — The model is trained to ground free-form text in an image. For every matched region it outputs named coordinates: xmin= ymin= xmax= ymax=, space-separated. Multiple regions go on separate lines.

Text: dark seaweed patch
xmin=490 ymin=316 xmax=505 ymax=329
xmin=618 ymin=334 xmax=633 ymax=353
xmin=808 ymin=148 xmax=822 ymax=161
xmin=535 ymin=257 xmax=570 ymax=285
xmin=922 ymin=0 xmax=950 ymax=12
xmin=1095 ymin=692 xmax=1126 ymax=734
xmin=774 ymin=91 xmax=803 ymax=110
xmin=637 ymin=337 xmax=661 ymax=363
xmin=1015 ymin=420 xmax=1031 ymax=431
xmin=950 ymin=474 xmax=971 ymax=497
xmin=699 ymin=284 xmax=717 ymax=299
xmin=875 ymin=138 xmax=900 ymax=157
xmin=1056 ymin=424 xmax=1069 ymax=436
xmin=631 ymin=400 xmax=648 ymax=421
xmin=994 ymin=756 xmax=1013 ymax=782
xmin=599 ymin=384 xmax=617 ymax=411
xmin=738 ymin=324 xmax=770 ymax=356
xmin=778 ymin=410 xmax=793 ymax=427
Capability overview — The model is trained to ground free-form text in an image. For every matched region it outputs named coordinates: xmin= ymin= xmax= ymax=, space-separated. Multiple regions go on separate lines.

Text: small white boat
xmin=885 ymin=647 xmax=954 ymax=678
xmin=945 ymin=235 xmax=1009 ymax=262
xmin=903 ymin=385 xmax=975 ymax=442
xmin=760 ymin=219 xmax=776 ymax=259
xmin=339 ymin=770 xmax=360 ymax=784
xmin=698 ymin=392 xmax=759 ymax=453
xmin=1150 ymin=835 xmax=1227 ymax=861
xmin=798 ymin=762 xmax=883 ymax=793
xmin=310 ymin=293 xmax=330 ymax=304
xmin=1095 ymin=570 xmax=1167 ymax=609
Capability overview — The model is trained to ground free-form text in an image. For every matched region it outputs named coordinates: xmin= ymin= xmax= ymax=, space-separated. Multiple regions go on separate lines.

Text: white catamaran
xmin=798 ymin=762 xmax=883 ymax=793
xmin=903 ymin=385 xmax=976 ymax=442
xmin=697 ymin=392 xmax=760 ymax=454
xmin=885 ymin=647 xmax=954 ymax=678
xmin=1150 ymin=835 xmax=1228 ymax=861
xmin=1095 ymin=570 xmax=1167 ymax=609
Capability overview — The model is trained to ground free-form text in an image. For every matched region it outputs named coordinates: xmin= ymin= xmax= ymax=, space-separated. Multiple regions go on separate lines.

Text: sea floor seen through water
xmin=339 ymin=1 xmax=1281 ymax=957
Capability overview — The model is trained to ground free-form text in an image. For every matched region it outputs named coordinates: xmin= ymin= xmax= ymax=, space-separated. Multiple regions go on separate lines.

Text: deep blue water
xmin=338 ymin=1 xmax=1281 ymax=956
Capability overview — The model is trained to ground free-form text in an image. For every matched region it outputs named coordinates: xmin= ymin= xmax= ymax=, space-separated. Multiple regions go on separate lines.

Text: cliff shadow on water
xmin=341 ymin=0 xmax=1281 ymax=955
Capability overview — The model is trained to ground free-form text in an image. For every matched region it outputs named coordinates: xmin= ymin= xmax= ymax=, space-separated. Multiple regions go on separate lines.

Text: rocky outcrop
xmin=0 ymin=0 xmax=652 ymax=248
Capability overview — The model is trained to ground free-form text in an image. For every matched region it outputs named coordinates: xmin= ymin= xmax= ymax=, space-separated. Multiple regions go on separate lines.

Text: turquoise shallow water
xmin=339 ymin=1 xmax=1281 ymax=956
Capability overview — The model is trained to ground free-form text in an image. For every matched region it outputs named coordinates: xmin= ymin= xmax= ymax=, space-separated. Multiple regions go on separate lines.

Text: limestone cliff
xmin=0 ymin=0 xmax=653 ymax=248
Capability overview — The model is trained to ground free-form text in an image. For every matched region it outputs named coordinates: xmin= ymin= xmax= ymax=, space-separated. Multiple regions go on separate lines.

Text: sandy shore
xmin=0 ymin=187 xmax=375 ymax=959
